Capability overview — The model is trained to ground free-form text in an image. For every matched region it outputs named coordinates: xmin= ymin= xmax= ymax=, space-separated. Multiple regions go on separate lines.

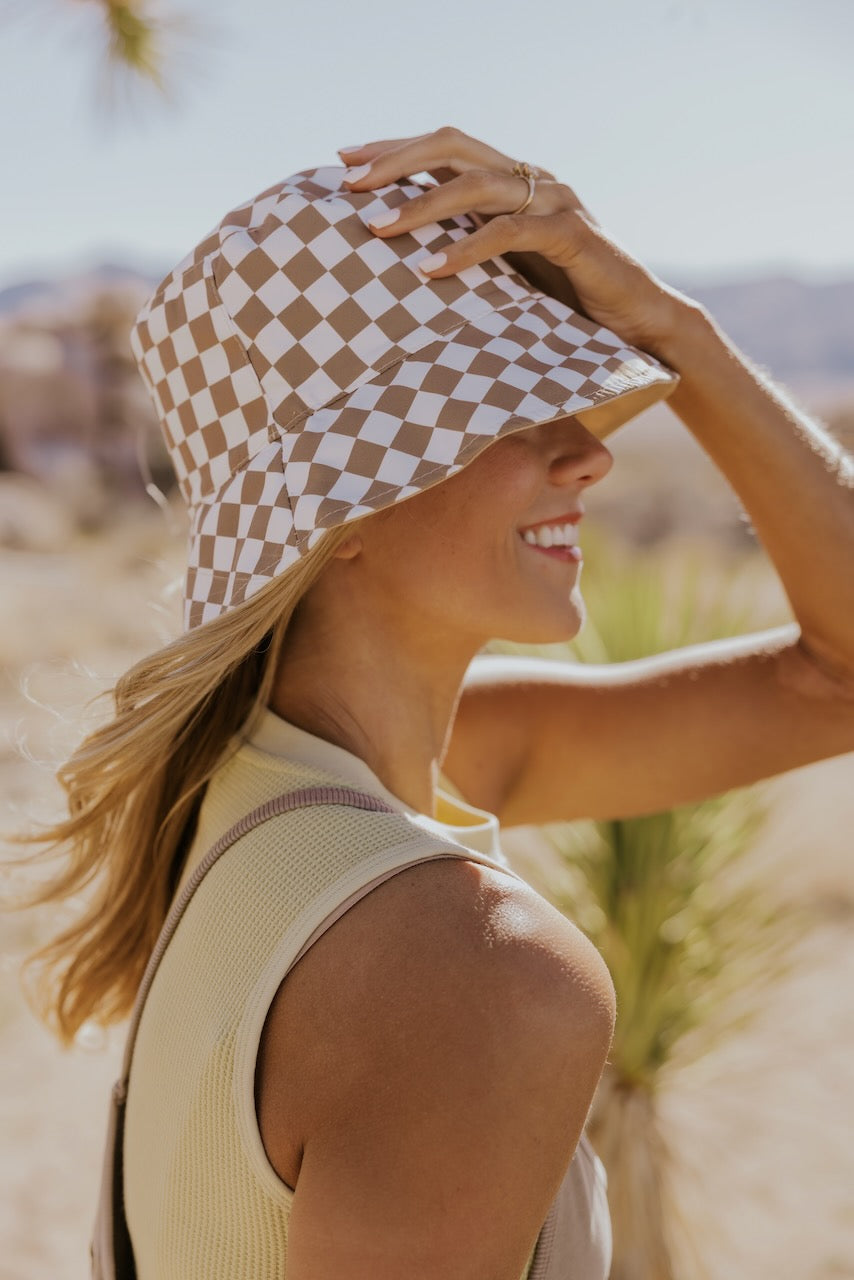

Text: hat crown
xmin=131 ymin=166 xmax=540 ymax=506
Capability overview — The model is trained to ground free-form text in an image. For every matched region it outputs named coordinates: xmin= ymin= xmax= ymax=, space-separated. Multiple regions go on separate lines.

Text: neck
xmin=267 ymin=575 xmax=481 ymax=817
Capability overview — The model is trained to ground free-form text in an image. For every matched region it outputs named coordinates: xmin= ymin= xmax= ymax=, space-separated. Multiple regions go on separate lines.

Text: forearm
xmin=655 ymin=304 xmax=854 ymax=683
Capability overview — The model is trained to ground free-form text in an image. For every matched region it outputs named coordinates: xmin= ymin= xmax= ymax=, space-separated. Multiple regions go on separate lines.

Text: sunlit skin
xmin=253 ymin=127 xmax=853 ymax=1279
xmin=268 ymin=414 xmax=612 ymax=816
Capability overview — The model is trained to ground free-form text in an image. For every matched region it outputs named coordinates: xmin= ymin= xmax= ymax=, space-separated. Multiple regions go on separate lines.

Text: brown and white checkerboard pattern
xmin=130 ymin=165 xmax=679 ymax=629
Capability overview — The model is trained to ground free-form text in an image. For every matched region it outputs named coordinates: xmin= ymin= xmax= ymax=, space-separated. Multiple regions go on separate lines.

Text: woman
xmin=14 ymin=126 xmax=854 ymax=1279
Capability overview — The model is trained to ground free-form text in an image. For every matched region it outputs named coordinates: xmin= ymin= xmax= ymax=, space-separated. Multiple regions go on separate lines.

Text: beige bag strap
xmin=91 ymin=784 xmax=396 ymax=1280
xmin=116 ymin=784 xmax=397 ymax=1097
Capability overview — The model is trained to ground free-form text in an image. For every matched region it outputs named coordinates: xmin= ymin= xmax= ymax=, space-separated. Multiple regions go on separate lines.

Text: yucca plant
xmin=56 ymin=0 xmax=201 ymax=107
xmin=90 ymin=0 xmax=167 ymax=87
xmin=489 ymin=520 xmax=805 ymax=1280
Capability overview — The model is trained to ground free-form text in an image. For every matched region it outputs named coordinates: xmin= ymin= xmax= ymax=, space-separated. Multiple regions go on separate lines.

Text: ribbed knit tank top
xmin=123 ymin=709 xmax=612 ymax=1279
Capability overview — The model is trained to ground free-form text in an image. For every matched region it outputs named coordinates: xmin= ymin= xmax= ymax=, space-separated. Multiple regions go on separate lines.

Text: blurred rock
xmin=0 ymin=278 xmax=175 ymax=523
xmin=0 ymin=474 xmax=76 ymax=552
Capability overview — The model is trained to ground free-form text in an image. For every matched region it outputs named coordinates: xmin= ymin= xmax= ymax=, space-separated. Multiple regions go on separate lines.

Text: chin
xmin=499 ymin=593 xmax=586 ymax=646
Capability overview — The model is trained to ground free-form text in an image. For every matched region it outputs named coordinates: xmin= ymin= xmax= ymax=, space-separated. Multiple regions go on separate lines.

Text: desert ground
xmin=1 ymin=408 xmax=853 ymax=1279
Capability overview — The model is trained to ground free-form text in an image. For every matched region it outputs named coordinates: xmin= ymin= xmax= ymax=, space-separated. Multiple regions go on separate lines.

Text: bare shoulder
xmin=257 ymin=855 xmax=615 ymax=1279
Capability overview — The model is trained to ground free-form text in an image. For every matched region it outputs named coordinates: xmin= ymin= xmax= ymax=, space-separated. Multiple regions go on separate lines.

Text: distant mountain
xmin=0 ymin=279 xmax=57 ymax=314
xmin=665 ymin=272 xmax=854 ymax=383
xmin=0 ymin=263 xmax=163 ymax=316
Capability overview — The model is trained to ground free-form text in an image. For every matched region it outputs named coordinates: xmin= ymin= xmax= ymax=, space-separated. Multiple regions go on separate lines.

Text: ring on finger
xmin=510 ymin=161 xmax=540 ymax=215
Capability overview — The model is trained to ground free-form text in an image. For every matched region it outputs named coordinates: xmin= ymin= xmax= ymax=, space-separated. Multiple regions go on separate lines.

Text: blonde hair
xmin=7 ymin=523 xmax=355 ymax=1048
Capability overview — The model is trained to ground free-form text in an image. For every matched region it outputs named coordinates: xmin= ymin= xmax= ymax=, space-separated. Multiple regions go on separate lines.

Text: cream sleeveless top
xmin=123 ymin=709 xmax=612 ymax=1278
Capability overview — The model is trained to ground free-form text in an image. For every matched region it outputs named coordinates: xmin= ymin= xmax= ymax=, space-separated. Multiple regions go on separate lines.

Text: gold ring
xmin=510 ymin=161 xmax=540 ymax=215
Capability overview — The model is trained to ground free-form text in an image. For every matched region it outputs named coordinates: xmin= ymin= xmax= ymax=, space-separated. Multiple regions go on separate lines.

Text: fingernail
xmin=337 ymin=145 xmax=363 ymax=157
xmin=344 ymin=164 xmax=372 ymax=184
xmin=369 ymin=208 xmax=400 ymax=229
xmin=419 ymin=252 xmax=447 ymax=273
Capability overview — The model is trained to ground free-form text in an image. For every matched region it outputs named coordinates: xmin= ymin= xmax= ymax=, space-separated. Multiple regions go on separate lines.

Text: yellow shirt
xmin=123 ymin=709 xmax=611 ymax=1278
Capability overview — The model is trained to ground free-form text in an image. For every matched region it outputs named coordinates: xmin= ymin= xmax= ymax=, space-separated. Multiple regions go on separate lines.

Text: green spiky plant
xmin=59 ymin=0 xmax=200 ymax=105
xmin=489 ymin=520 xmax=806 ymax=1280
xmin=92 ymin=0 xmax=166 ymax=86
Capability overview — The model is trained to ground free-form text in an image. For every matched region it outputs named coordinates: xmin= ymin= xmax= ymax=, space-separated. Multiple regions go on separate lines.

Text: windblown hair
xmin=7 ymin=522 xmax=355 ymax=1049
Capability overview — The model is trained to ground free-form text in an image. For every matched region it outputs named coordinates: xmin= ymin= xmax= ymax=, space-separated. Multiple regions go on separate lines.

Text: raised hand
xmin=338 ymin=126 xmax=699 ymax=365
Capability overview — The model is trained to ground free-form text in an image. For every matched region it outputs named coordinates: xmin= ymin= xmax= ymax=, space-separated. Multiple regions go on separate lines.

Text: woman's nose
xmin=547 ymin=428 xmax=614 ymax=488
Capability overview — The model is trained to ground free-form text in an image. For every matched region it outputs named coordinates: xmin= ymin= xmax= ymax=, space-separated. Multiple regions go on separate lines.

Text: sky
xmin=1 ymin=0 xmax=853 ymax=290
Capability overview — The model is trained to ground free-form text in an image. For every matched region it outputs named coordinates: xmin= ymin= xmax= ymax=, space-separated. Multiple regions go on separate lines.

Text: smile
xmin=520 ymin=522 xmax=579 ymax=549
xmin=517 ymin=524 xmax=583 ymax=564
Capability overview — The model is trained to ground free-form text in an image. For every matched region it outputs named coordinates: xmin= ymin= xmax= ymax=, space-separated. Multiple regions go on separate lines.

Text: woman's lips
xmin=519 ymin=533 xmax=582 ymax=564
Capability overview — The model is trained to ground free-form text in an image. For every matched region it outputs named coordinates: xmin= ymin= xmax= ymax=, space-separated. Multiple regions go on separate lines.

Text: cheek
xmin=364 ymin=444 xmax=541 ymax=595
xmin=374 ymin=501 xmax=499 ymax=617
xmin=422 ymin=447 xmax=539 ymax=540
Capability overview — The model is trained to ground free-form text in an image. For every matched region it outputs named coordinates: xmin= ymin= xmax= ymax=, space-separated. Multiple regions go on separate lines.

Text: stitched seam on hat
xmin=267 ymin=290 xmax=549 ymax=440
xmin=195 ymin=562 xmax=302 ymax=582
xmin=311 ymin=431 xmax=515 ymax=525
xmin=201 ymin=255 xmax=305 ymax=552
xmin=214 ymin=217 xmax=547 ymax=437
xmin=312 ymin=371 xmax=668 ymax=525
xmin=191 ymin=288 xmax=547 ymax=492
xmin=188 ymin=351 xmax=667 ymax=534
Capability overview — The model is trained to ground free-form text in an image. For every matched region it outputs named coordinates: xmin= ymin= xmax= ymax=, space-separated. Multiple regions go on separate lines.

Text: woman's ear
xmin=333 ymin=532 xmax=363 ymax=560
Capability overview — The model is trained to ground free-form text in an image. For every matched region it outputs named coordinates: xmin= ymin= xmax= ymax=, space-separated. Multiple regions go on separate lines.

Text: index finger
xmin=339 ymin=128 xmax=558 ymax=191
xmin=337 ymin=133 xmax=434 ymax=163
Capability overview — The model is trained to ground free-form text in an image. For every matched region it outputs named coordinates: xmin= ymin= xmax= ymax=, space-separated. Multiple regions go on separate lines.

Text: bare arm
xmin=655 ymin=304 xmax=854 ymax=686
xmin=443 ymin=308 xmax=854 ymax=826
xmin=443 ymin=636 xmax=854 ymax=827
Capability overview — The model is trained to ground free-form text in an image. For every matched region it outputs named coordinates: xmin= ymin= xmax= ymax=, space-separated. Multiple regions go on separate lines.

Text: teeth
xmin=521 ymin=522 xmax=579 ymax=548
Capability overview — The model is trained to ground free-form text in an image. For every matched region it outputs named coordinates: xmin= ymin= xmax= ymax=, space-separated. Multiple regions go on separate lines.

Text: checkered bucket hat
xmin=131 ymin=164 xmax=681 ymax=631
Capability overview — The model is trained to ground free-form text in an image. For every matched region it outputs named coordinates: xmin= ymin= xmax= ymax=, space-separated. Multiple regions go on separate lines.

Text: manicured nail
xmin=344 ymin=164 xmax=372 ymax=183
xmin=337 ymin=145 xmax=363 ymax=157
xmin=419 ymin=252 xmax=447 ymax=273
xmin=369 ymin=208 xmax=401 ymax=230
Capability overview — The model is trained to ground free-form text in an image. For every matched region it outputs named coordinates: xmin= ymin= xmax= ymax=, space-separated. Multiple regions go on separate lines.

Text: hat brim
xmin=183 ymin=290 xmax=678 ymax=630
xmin=282 ymin=289 xmax=679 ymax=532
